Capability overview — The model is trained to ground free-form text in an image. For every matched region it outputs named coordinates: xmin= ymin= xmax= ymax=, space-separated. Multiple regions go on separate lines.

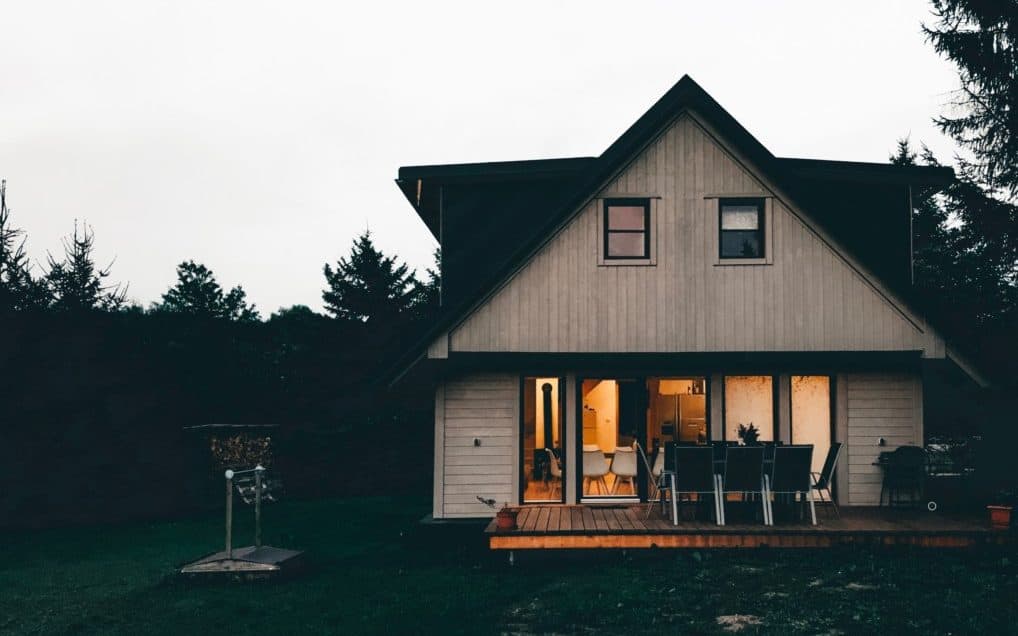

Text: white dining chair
xmin=543 ymin=448 xmax=563 ymax=499
xmin=582 ymin=448 xmax=610 ymax=495
xmin=610 ymin=446 xmax=638 ymax=495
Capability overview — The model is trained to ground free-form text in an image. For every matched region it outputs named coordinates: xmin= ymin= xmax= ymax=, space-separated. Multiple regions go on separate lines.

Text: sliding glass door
xmin=578 ymin=378 xmax=645 ymax=499
xmin=521 ymin=377 xmax=565 ymax=503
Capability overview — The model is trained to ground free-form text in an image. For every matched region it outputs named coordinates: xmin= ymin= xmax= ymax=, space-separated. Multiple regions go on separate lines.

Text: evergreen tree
xmin=412 ymin=247 xmax=442 ymax=320
xmin=322 ymin=231 xmax=421 ymax=324
xmin=0 ymin=180 xmax=48 ymax=311
xmin=45 ymin=221 xmax=126 ymax=312
xmin=892 ymin=138 xmax=1018 ymax=378
xmin=924 ymin=1 xmax=1018 ymax=198
xmin=154 ymin=260 xmax=260 ymax=322
xmin=270 ymin=304 xmax=320 ymax=321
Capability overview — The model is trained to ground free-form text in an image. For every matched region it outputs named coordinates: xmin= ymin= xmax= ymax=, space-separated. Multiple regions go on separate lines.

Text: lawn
xmin=2 ymin=497 xmax=1017 ymax=635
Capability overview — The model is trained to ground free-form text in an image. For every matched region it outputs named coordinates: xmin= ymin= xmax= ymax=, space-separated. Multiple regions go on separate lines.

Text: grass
xmin=2 ymin=497 xmax=1018 ymax=635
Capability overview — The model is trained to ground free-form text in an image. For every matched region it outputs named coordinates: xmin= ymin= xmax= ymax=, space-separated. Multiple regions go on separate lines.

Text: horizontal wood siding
xmin=843 ymin=373 xmax=922 ymax=505
xmin=450 ymin=116 xmax=934 ymax=354
xmin=439 ymin=374 xmax=518 ymax=518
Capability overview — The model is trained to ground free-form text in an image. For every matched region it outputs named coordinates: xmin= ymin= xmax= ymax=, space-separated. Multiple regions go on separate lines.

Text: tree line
xmin=0 ymin=183 xmax=441 ymax=527
xmin=1 ymin=178 xmax=439 ymax=328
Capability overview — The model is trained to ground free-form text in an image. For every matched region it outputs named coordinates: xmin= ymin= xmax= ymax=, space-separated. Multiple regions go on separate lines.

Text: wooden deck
xmin=485 ymin=504 xmax=1012 ymax=550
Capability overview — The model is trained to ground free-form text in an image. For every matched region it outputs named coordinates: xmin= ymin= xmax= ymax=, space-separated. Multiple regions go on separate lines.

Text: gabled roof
xmin=391 ymin=75 xmax=959 ymax=384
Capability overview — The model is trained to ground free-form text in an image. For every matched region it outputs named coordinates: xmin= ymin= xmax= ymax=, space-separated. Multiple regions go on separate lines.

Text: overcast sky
xmin=1 ymin=1 xmax=961 ymax=315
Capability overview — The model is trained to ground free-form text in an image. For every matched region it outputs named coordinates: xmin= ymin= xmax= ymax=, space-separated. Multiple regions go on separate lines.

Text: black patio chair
xmin=880 ymin=445 xmax=927 ymax=507
xmin=811 ymin=442 xmax=843 ymax=518
xmin=762 ymin=441 xmax=782 ymax=470
xmin=719 ymin=446 xmax=767 ymax=526
xmin=671 ymin=445 xmax=722 ymax=526
xmin=709 ymin=440 xmax=733 ymax=473
xmin=767 ymin=445 xmax=816 ymax=526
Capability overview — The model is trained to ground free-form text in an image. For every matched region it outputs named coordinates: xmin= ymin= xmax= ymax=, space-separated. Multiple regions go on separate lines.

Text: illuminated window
xmin=724 ymin=375 xmax=774 ymax=442
xmin=792 ymin=375 xmax=832 ymax=474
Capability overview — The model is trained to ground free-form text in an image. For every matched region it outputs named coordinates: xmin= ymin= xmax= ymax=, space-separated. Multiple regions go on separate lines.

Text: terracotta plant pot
xmin=988 ymin=505 xmax=1013 ymax=530
xmin=495 ymin=507 xmax=518 ymax=531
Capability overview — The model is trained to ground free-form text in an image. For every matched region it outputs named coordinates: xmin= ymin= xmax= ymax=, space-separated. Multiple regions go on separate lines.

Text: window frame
xmin=603 ymin=198 xmax=651 ymax=261
xmin=718 ymin=197 xmax=766 ymax=260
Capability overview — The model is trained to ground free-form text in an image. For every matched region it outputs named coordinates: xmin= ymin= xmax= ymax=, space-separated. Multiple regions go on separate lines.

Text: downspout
xmin=907 ymin=184 xmax=915 ymax=286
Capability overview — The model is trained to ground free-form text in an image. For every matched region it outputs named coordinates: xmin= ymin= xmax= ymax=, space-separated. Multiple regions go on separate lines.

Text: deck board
xmin=570 ymin=507 xmax=583 ymax=531
xmin=486 ymin=504 xmax=1011 ymax=550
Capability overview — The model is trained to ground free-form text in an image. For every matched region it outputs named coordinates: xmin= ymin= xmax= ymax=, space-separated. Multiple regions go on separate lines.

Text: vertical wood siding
xmin=449 ymin=116 xmax=934 ymax=354
xmin=437 ymin=374 xmax=518 ymax=518
xmin=843 ymin=373 xmax=923 ymax=505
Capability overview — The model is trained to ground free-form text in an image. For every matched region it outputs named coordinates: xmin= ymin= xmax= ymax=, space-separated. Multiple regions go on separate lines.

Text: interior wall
xmin=581 ymin=379 xmax=618 ymax=452
xmin=533 ymin=377 xmax=560 ymax=448
xmin=724 ymin=375 xmax=774 ymax=442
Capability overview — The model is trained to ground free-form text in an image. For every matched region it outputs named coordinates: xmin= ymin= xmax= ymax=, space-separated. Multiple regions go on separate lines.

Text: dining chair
xmin=672 ymin=445 xmax=723 ymax=525
xmin=543 ymin=447 xmax=563 ymax=500
xmin=767 ymin=444 xmax=816 ymax=525
xmin=582 ymin=448 xmax=610 ymax=495
xmin=720 ymin=446 xmax=767 ymax=525
xmin=609 ymin=446 xmax=638 ymax=495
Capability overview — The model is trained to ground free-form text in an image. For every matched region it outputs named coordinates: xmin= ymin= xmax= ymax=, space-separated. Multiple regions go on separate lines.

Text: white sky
xmin=0 ymin=0 xmax=961 ymax=314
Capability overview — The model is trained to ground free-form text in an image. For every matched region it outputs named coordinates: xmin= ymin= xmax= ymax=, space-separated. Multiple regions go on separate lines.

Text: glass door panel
xmin=522 ymin=377 xmax=564 ymax=503
xmin=791 ymin=375 xmax=831 ymax=474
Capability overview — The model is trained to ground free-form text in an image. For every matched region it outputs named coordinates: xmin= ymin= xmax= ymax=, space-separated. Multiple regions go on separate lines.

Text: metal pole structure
xmin=254 ymin=465 xmax=263 ymax=549
xmin=224 ymin=469 xmax=234 ymax=559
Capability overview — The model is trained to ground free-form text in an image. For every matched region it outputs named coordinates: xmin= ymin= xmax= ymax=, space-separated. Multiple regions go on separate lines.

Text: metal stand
xmin=181 ymin=464 xmax=304 ymax=579
xmin=223 ymin=465 xmax=266 ymax=556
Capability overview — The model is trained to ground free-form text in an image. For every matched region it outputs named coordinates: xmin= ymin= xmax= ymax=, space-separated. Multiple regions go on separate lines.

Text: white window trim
xmin=710 ymin=195 xmax=774 ymax=266
xmin=597 ymin=197 xmax=658 ymax=266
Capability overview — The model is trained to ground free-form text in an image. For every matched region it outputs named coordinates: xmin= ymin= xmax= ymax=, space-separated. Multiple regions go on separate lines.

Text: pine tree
xmin=0 ymin=180 xmax=48 ymax=311
xmin=921 ymin=1 xmax=1018 ymax=383
xmin=45 ymin=221 xmax=126 ymax=312
xmin=412 ymin=247 xmax=442 ymax=320
xmin=322 ymin=231 xmax=421 ymax=324
xmin=891 ymin=138 xmax=1018 ymax=377
xmin=154 ymin=260 xmax=260 ymax=322
xmin=923 ymin=1 xmax=1018 ymax=198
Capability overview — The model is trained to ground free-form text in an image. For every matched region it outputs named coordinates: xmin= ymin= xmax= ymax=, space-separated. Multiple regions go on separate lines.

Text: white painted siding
xmin=436 ymin=374 xmax=518 ymax=518
xmin=449 ymin=115 xmax=939 ymax=355
xmin=843 ymin=373 xmax=923 ymax=505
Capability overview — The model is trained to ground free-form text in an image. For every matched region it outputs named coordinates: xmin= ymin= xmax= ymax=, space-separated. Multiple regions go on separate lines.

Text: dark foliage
xmin=0 ymin=226 xmax=439 ymax=527
xmin=0 ymin=310 xmax=432 ymax=528
xmin=322 ymin=230 xmax=424 ymax=324
xmin=892 ymin=138 xmax=1018 ymax=386
xmin=152 ymin=260 xmax=260 ymax=322
xmin=45 ymin=221 xmax=127 ymax=312
xmin=924 ymin=0 xmax=1018 ymax=198
xmin=0 ymin=181 xmax=48 ymax=311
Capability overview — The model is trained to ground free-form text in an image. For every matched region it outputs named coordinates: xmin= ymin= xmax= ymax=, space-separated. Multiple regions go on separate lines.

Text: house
xmin=393 ymin=75 xmax=984 ymax=522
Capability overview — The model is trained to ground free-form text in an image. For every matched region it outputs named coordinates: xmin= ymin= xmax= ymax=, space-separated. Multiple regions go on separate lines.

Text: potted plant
xmin=737 ymin=422 xmax=760 ymax=446
xmin=477 ymin=496 xmax=518 ymax=531
xmin=988 ymin=489 xmax=1015 ymax=530
xmin=495 ymin=504 xmax=519 ymax=531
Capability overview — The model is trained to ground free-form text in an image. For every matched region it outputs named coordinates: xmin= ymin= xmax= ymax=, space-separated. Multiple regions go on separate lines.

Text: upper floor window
xmin=603 ymin=199 xmax=650 ymax=260
xmin=719 ymin=198 xmax=765 ymax=259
